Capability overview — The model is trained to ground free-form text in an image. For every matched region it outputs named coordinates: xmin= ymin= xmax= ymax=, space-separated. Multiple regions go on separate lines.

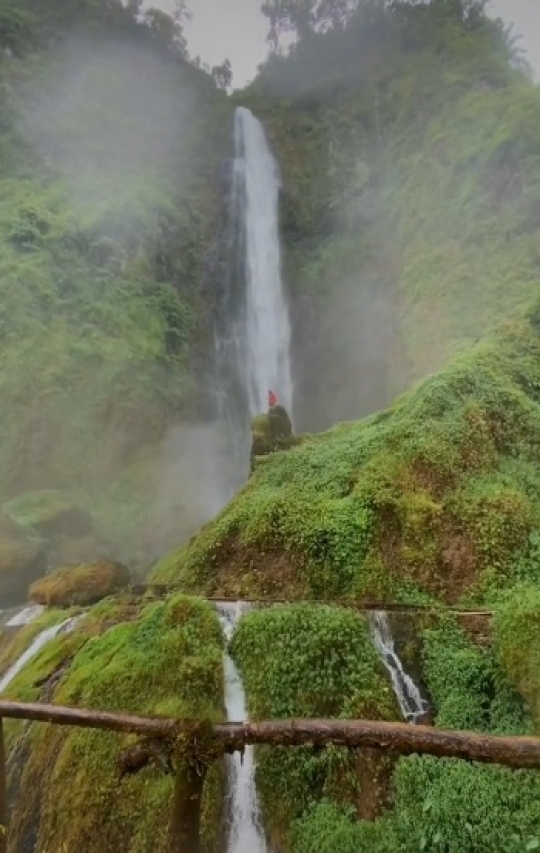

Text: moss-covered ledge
xmin=153 ymin=308 xmax=540 ymax=607
xmin=2 ymin=594 xmax=226 ymax=853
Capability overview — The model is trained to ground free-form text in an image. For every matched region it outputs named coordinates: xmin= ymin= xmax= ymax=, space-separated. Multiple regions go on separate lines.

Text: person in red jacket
xmin=268 ymin=389 xmax=278 ymax=408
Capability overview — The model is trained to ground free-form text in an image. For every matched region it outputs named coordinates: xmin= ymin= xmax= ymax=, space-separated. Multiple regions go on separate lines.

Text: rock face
xmin=250 ymin=405 xmax=300 ymax=470
xmin=29 ymin=560 xmax=131 ymax=607
xmin=3 ymin=490 xmax=94 ymax=539
xmin=0 ymin=535 xmax=44 ymax=607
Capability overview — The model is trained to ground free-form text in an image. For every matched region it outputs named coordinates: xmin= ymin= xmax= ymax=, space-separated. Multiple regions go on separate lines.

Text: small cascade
xmin=369 ymin=611 xmax=429 ymax=724
xmin=5 ymin=604 xmax=44 ymax=627
xmin=216 ymin=601 xmax=268 ymax=853
xmin=0 ymin=613 xmax=83 ymax=693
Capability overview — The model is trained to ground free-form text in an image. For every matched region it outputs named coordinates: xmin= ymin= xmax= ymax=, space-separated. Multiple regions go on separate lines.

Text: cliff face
xmin=0 ymin=3 xmax=232 ymax=568
xmin=239 ymin=4 xmax=540 ymax=432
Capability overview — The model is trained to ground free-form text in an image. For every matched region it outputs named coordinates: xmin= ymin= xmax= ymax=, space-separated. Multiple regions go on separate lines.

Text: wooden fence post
xmin=169 ymin=762 xmax=207 ymax=853
xmin=0 ymin=718 xmax=6 ymax=853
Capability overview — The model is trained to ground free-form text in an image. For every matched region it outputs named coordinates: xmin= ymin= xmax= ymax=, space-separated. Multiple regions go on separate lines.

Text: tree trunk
xmin=2 ymin=701 xmax=540 ymax=771
xmin=169 ymin=764 xmax=207 ymax=853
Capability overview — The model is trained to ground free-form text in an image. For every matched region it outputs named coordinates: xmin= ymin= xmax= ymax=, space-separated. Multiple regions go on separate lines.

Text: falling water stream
xmin=217 ymin=602 xmax=268 ymax=853
xmin=369 ymin=610 xmax=428 ymax=723
xmin=0 ymin=614 xmax=83 ymax=693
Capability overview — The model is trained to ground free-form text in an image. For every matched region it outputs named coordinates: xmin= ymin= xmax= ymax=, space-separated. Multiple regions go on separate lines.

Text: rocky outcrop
xmin=29 ymin=561 xmax=131 ymax=607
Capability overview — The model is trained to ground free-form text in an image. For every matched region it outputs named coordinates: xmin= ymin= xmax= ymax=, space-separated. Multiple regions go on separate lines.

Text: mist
xmin=2 ymin=27 xmax=232 ymax=573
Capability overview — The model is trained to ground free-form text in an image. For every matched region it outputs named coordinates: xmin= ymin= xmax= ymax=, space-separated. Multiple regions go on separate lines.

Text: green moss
xmin=154 ymin=314 xmax=540 ymax=605
xmin=494 ymin=585 xmax=540 ymax=728
xmin=231 ymin=603 xmax=396 ymax=849
xmin=29 ymin=560 xmax=131 ymax=607
xmin=4 ymin=594 xmax=225 ymax=853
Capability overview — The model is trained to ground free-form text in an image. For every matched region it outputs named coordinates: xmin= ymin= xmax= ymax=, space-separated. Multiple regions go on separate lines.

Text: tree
xmin=211 ymin=58 xmax=233 ymax=90
xmin=261 ymin=0 xmax=359 ymax=47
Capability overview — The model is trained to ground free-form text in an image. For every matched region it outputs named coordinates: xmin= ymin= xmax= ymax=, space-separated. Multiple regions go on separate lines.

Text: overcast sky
xmin=152 ymin=0 xmax=540 ymax=87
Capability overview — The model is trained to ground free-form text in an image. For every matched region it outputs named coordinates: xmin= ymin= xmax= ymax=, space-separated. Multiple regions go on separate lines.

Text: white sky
xmin=151 ymin=0 xmax=540 ymax=87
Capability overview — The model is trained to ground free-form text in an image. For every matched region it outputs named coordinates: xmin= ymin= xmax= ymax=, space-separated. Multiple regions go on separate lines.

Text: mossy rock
xmin=3 ymin=490 xmax=94 ymax=539
xmin=250 ymin=407 xmax=301 ymax=470
xmin=3 ymin=594 xmax=225 ymax=853
xmin=29 ymin=560 xmax=131 ymax=607
xmin=0 ymin=537 xmax=44 ymax=607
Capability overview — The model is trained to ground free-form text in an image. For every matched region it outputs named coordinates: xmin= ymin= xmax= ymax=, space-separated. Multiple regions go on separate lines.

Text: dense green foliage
xmin=291 ymin=616 xmax=540 ymax=853
xmin=2 ymin=594 xmax=225 ymax=853
xmin=231 ymin=604 xmax=396 ymax=848
xmin=494 ymin=585 xmax=540 ymax=728
xmin=0 ymin=0 xmax=230 ymax=566
xmin=154 ymin=311 xmax=540 ymax=605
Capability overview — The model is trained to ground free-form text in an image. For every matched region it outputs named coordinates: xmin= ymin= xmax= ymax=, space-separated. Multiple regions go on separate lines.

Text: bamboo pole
xmin=1 ymin=701 xmax=540 ymax=770
xmin=128 ymin=586 xmax=493 ymax=616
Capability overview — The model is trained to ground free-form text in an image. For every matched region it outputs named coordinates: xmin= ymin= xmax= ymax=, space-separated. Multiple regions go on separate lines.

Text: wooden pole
xmin=2 ymin=701 xmax=540 ymax=770
xmin=0 ymin=719 xmax=6 ymax=853
xmin=169 ymin=764 xmax=207 ymax=853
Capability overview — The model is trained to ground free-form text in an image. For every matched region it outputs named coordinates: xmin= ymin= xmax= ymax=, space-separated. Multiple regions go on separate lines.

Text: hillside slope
xmin=154 ymin=306 xmax=540 ymax=605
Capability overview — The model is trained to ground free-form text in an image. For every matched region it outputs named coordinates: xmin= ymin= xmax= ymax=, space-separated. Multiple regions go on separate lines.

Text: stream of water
xmin=217 ymin=602 xmax=268 ymax=853
xmin=369 ymin=610 xmax=428 ymax=724
xmin=0 ymin=614 xmax=83 ymax=693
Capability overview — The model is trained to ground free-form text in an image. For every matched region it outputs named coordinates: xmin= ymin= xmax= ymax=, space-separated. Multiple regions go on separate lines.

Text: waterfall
xmin=0 ymin=614 xmax=83 ymax=693
xmin=2 ymin=604 xmax=44 ymax=628
xmin=217 ymin=602 xmax=267 ymax=853
xmin=214 ymin=107 xmax=294 ymax=493
xmin=369 ymin=611 xmax=428 ymax=724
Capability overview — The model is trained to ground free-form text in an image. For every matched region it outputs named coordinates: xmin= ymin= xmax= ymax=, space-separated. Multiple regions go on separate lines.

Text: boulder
xmin=250 ymin=406 xmax=300 ymax=470
xmin=3 ymin=490 xmax=94 ymax=539
xmin=0 ymin=536 xmax=44 ymax=607
xmin=29 ymin=560 xmax=131 ymax=608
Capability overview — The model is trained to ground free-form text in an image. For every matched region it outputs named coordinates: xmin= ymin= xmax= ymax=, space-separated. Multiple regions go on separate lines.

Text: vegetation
xmin=153 ymin=309 xmax=540 ymax=605
xmin=29 ymin=560 xmax=131 ymax=607
xmin=231 ymin=603 xmax=397 ymax=849
xmin=0 ymin=0 xmax=231 ymax=572
xmin=2 ymin=594 xmax=226 ymax=853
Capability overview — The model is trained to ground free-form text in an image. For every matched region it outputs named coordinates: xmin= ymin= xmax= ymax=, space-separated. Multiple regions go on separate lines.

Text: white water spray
xmin=217 ymin=602 xmax=267 ymax=853
xmin=0 ymin=614 xmax=83 ymax=693
xmin=232 ymin=107 xmax=293 ymax=417
xmin=369 ymin=611 xmax=428 ymax=724
xmin=4 ymin=604 xmax=44 ymax=628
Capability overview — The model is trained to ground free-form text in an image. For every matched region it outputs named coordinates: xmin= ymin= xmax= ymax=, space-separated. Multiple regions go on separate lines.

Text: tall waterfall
xmin=217 ymin=602 xmax=267 ymax=853
xmin=369 ymin=611 xmax=429 ymax=724
xmin=215 ymin=106 xmax=294 ymax=494
xmin=232 ymin=107 xmax=293 ymax=417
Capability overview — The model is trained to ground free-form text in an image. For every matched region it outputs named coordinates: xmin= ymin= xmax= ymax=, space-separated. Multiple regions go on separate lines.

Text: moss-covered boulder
xmin=153 ymin=310 xmax=540 ymax=605
xmin=250 ymin=406 xmax=301 ymax=470
xmin=29 ymin=560 xmax=131 ymax=607
xmin=0 ymin=536 xmax=44 ymax=607
xmin=3 ymin=490 xmax=94 ymax=539
xmin=3 ymin=594 xmax=225 ymax=853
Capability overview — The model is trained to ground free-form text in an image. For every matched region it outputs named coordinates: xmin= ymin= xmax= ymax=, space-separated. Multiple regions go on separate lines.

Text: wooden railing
xmin=2 ymin=700 xmax=540 ymax=852
xmin=129 ymin=586 xmax=493 ymax=616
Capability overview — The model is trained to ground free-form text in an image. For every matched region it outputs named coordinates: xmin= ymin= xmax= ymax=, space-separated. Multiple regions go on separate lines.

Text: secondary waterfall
xmin=369 ymin=611 xmax=428 ymax=724
xmin=217 ymin=602 xmax=267 ymax=853
xmin=0 ymin=614 xmax=82 ymax=693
